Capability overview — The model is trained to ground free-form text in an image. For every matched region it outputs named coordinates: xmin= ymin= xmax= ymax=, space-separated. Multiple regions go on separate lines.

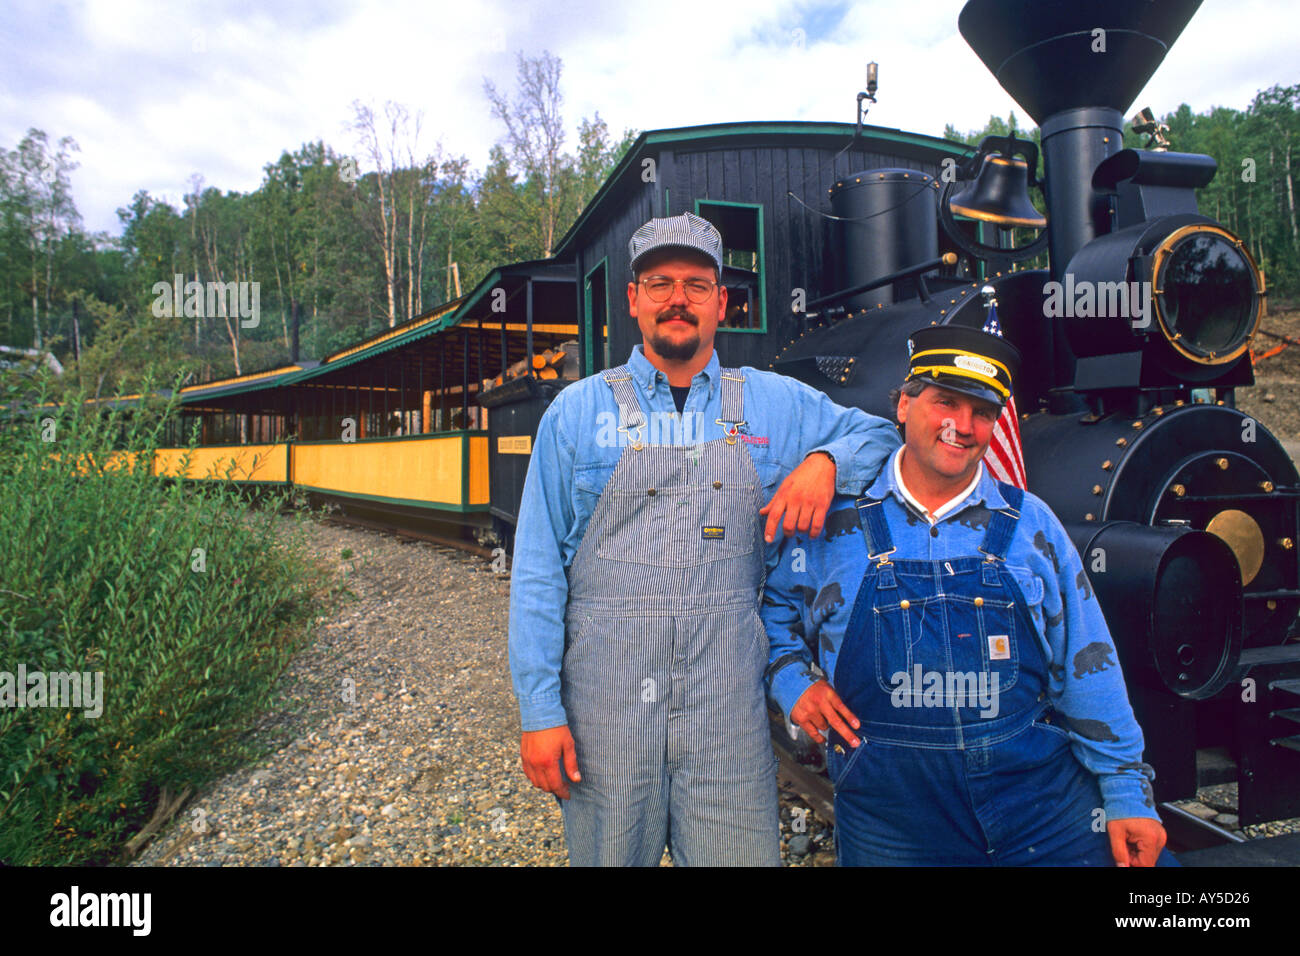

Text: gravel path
xmin=127 ymin=514 xmax=1294 ymax=867
xmin=131 ymin=518 xmax=567 ymax=867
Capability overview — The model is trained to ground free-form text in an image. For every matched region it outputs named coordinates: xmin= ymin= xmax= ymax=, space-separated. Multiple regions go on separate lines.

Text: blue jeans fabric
xmin=828 ymin=485 xmax=1178 ymax=866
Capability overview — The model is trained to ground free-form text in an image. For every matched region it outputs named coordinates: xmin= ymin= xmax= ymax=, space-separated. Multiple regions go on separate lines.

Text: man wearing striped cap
xmin=761 ymin=324 xmax=1175 ymax=866
xmin=509 ymin=211 xmax=901 ymax=865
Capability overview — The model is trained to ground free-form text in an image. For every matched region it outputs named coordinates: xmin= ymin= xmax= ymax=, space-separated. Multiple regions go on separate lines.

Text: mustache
xmin=657 ymin=310 xmax=698 ymax=325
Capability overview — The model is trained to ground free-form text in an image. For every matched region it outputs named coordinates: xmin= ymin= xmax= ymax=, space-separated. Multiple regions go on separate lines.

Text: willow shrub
xmin=0 ymin=377 xmax=327 ymax=865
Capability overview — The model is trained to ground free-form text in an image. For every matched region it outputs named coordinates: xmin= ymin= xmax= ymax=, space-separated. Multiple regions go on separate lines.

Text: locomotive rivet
xmin=974 ymin=597 xmax=983 ymax=607
xmin=1216 ymin=457 xmax=1229 ymax=470
xmin=1260 ymin=481 xmax=1275 ymax=493
xmin=1132 ymin=421 xmax=1144 ymax=429
xmin=900 ymin=600 xmax=910 ymax=609
xmin=1085 ymin=513 xmax=1096 ymax=521
xmin=1092 ymin=485 xmax=1103 ymax=495
xmin=1116 ymin=438 xmax=1127 ymax=447
xmin=1171 ymin=484 xmax=1186 ymax=497
xmin=712 ymin=481 xmax=722 ymax=490
xmin=1153 ymin=407 xmax=1164 ymax=416
xmin=950 ymin=299 xmax=956 ymax=304
xmin=1175 ymin=399 xmax=1185 ymax=407
xmin=1267 ymin=600 xmax=1278 ymax=611
xmin=1102 ymin=460 xmax=1113 ymax=470
xmin=1216 ymin=400 xmax=1225 ymax=406
xmin=855 ymin=177 xmax=861 ymax=183
xmin=940 ymin=310 xmax=947 ymax=315
xmin=1281 ymin=538 xmax=1295 ymax=551
xmin=878 ymin=174 xmax=885 ymax=179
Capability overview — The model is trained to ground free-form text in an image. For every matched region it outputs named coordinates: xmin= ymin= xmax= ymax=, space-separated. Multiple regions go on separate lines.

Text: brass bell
xmin=949 ymin=153 xmax=1047 ymax=229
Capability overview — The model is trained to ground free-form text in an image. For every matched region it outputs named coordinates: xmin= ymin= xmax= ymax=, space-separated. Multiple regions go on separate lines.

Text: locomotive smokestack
xmin=958 ymin=0 xmax=1202 ymax=276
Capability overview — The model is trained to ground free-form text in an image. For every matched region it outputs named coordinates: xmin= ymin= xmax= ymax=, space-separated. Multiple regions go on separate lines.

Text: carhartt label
xmin=988 ymin=635 xmax=1010 ymax=660
xmin=702 ymin=527 xmax=725 ymax=539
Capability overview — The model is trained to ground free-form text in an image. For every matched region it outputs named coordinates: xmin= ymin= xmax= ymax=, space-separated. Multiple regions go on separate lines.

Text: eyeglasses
xmin=639 ymin=275 xmax=718 ymax=303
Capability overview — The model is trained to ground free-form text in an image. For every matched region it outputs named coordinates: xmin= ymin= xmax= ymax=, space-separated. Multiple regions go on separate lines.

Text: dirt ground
xmin=1236 ymin=300 xmax=1300 ymax=439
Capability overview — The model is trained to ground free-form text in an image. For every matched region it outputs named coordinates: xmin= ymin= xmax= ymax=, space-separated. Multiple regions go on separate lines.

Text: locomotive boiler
xmin=774 ymin=0 xmax=1300 ymax=836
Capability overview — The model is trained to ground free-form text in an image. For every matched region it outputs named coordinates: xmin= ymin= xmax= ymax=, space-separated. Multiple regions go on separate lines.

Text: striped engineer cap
xmin=628 ymin=212 xmax=723 ymax=276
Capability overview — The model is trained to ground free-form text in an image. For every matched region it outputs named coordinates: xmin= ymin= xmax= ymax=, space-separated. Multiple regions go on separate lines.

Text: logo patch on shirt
xmin=988 ymin=634 xmax=1010 ymax=660
xmin=702 ymin=526 xmax=725 ymax=540
xmin=739 ymin=434 xmax=769 ymax=446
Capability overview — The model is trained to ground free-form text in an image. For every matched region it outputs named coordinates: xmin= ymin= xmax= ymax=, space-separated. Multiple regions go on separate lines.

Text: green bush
xmin=0 ymin=374 xmax=327 ymax=865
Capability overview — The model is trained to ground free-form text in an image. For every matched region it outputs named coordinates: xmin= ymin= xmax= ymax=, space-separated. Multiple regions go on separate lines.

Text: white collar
xmin=893 ymin=449 xmax=983 ymax=525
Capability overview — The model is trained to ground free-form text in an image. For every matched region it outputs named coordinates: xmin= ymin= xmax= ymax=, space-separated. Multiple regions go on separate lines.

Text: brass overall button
xmin=713 ymin=481 xmax=722 ymax=489
xmin=833 ymin=744 xmax=844 ymax=754
xmin=900 ymin=599 xmax=910 ymax=610
xmin=647 ymin=488 xmax=656 ymax=496
xmin=974 ymin=597 xmax=983 ymax=607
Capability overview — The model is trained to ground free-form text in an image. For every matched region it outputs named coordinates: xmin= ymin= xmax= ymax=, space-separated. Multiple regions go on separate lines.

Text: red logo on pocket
xmin=740 ymin=435 xmax=769 ymax=445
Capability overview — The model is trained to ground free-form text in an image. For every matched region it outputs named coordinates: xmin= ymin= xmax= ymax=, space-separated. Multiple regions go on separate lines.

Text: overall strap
xmin=853 ymin=496 xmax=897 ymax=564
xmin=601 ymin=366 xmax=647 ymax=450
xmin=716 ymin=368 xmax=746 ymax=444
xmin=979 ymin=482 xmax=1025 ymax=563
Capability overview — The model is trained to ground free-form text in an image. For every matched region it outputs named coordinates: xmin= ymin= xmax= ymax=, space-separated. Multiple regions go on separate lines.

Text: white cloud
xmin=1 ymin=0 xmax=1294 ymax=234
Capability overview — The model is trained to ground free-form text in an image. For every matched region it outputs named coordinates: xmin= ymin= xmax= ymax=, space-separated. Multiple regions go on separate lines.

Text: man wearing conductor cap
xmin=508 ymin=212 xmax=901 ymax=865
xmin=761 ymin=324 xmax=1176 ymax=865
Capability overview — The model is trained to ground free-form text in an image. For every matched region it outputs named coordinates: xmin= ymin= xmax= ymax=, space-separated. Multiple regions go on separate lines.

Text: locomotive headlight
xmin=1149 ymin=224 xmax=1263 ymax=365
xmin=1060 ymin=215 xmax=1265 ymax=383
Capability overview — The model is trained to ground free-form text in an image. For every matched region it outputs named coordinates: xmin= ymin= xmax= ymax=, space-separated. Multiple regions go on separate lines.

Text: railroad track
xmin=770 ymin=712 xmax=836 ymax=824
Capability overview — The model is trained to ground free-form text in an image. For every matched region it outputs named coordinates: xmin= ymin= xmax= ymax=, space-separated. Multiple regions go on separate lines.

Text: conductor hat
xmin=905 ymin=325 xmax=1021 ymax=407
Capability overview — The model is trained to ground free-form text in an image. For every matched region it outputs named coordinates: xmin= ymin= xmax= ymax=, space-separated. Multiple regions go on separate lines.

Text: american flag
xmin=981 ymin=301 xmax=1027 ymax=489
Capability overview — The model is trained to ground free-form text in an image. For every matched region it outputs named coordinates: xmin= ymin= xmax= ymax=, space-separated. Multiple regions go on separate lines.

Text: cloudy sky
xmin=3 ymin=0 xmax=1296 ymax=236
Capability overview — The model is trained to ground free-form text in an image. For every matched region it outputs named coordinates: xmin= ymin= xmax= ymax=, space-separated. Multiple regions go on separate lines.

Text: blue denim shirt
xmin=762 ymin=448 xmax=1159 ymax=822
xmin=508 ymin=345 xmax=901 ymax=732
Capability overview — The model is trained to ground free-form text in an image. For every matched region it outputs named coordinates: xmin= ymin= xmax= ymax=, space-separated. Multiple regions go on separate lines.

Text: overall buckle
xmin=715 ymin=419 xmax=745 ymax=444
xmin=618 ymin=420 xmax=646 ymax=451
xmin=869 ymin=547 xmax=897 ymax=567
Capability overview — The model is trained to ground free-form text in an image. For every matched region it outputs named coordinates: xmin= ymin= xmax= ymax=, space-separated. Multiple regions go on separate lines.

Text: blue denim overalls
xmin=827 ymin=483 xmax=1133 ymax=866
xmin=558 ymin=366 xmax=780 ymax=866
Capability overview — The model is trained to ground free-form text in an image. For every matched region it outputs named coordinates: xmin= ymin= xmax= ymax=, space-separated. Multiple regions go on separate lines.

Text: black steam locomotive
xmin=774 ymin=0 xmax=1300 ymax=838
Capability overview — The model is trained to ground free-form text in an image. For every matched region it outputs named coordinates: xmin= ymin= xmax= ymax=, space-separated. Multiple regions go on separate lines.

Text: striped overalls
xmin=558 ymin=365 xmax=781 ymax=866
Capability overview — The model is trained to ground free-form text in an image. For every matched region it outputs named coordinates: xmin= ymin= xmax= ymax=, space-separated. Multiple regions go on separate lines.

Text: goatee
xmin=651 ymin=312 xmax=701 ymax=361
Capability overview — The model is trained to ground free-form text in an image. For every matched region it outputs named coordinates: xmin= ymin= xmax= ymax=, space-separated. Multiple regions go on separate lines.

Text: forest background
xmin=2 ymin=51 xmax=1296 ymax=400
